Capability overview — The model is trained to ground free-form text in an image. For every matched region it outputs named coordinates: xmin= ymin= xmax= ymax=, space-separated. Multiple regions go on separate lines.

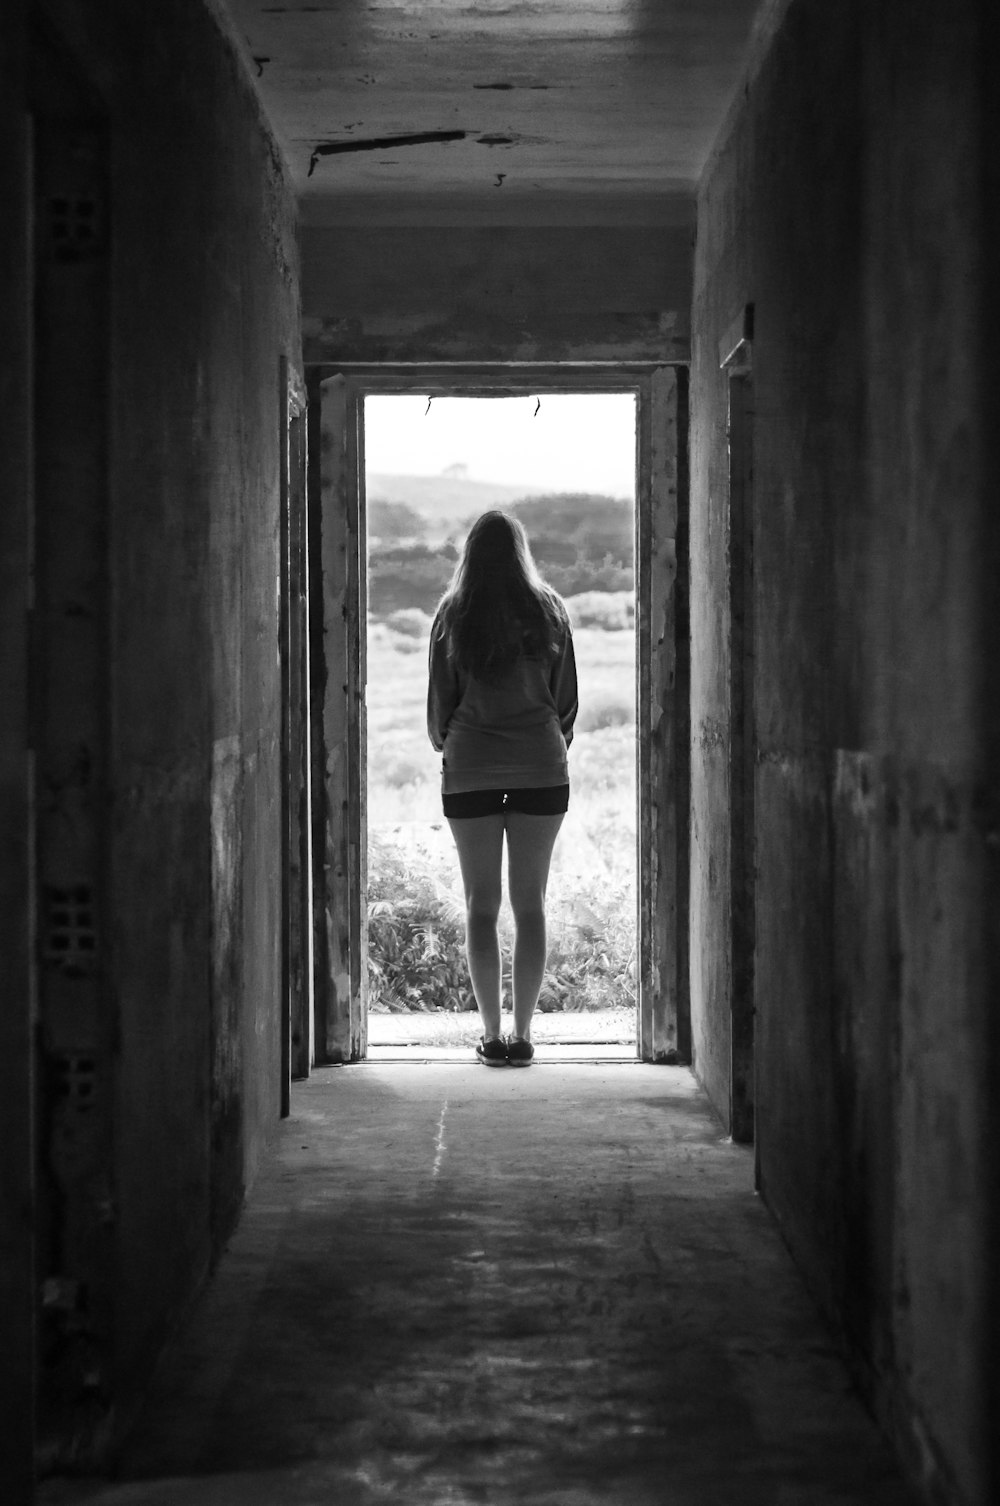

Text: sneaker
xmin=476 ymin=1036 xmax=508 ymax=1067
xmin=506 ymin=1036 xmax=534 ymax=1067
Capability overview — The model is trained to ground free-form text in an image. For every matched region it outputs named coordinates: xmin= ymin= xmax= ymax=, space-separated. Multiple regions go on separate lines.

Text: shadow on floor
xmin=40 ymin=1065 xmax=919 ymax=1506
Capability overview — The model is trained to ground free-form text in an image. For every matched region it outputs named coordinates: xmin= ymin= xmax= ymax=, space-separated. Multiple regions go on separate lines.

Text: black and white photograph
xmin=1 ymin=3 xmax=996 ymax=1504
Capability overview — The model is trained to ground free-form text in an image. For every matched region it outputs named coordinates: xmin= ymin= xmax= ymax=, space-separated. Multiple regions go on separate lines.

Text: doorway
xmin=363 ymin=393 xmax=637 ymax=1059
xmin=306 ymin=368 xmax=687 ymax=1068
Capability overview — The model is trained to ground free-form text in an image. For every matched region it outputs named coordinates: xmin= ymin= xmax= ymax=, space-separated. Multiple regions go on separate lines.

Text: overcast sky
xmin=364 ymin=393 xmax=636 ymax=497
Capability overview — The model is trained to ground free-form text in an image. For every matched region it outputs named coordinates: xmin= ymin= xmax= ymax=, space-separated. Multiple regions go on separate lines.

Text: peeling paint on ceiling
xmin=222 ymin=0 xmax=761 ymax=223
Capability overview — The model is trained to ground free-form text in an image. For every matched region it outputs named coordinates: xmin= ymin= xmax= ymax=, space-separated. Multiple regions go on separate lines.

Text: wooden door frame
xmin=306 ymin=363 xmax=689 ymax=1064
xmin=279 ymin=357 xmax=311 ymax=1108
xmin=720 ymin=308 xmax=756 ymax=1148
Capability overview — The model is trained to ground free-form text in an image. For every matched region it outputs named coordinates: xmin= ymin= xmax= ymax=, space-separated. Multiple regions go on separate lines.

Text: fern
xmin=367 ymin=826 xmax=635 ymax=1014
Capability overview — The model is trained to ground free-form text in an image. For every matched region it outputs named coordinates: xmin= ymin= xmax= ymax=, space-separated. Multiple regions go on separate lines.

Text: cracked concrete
xmin=42 ymin=1065 xmax=918 ymax=1506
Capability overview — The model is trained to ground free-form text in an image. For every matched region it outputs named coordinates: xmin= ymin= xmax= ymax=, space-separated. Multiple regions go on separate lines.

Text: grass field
xmin=365 ymin=607 xmax=637 ymax=1022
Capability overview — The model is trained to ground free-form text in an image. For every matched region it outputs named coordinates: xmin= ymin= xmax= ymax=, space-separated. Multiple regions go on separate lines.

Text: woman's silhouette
xmin=427 ymin=511 xmax=578 ymax=1066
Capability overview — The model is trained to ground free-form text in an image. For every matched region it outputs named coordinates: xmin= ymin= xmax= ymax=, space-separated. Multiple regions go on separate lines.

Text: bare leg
xmin=446 ymin=815 xmax=505 ymax=1039
xmin=505 ymin=811 xmax=565 ymax=1041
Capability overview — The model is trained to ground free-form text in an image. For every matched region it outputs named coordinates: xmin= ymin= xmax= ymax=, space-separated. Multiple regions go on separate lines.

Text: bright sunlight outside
xmin=365 ymin=393 xmax=637 ymax=1053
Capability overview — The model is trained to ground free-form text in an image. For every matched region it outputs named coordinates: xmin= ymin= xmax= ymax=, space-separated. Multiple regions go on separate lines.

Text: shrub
xmin=385 ymin=633 xmax=424 ymax=654
xmin=367 ymin=830 xmax=472 ymax=1013
xmin=543 ymin=874 xmax=636 ymax=1012
xmin=511 ymin=494 xmax=633 ymax=570
xmin=367 ymin=491 xmax=641 ymax=615
xmin=368 ymin=499 xmax=427 ymax=545
xmin=576 ymin=690 xmax=634 ymax=733
xmin=368 ymin=542 xmax=456 ymax=617
xmin=565 ymin=590 xmax=634 ymax=631
xmin=367 ymin=823 xmax=635 ymax=1014
xmin=539 ymin=554 xmax=633 ymax=598
xmin=385 ymin=607 xmax=433 ymax=639
xmin=567 ymin=725 xmax=634 ymax=795
xmin=379 ymin=751 xmax=431 ymax=789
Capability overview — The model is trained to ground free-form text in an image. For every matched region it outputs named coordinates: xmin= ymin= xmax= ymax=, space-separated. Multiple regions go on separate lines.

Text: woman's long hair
xmin=437 ymin=511 xmax=566 ymax=682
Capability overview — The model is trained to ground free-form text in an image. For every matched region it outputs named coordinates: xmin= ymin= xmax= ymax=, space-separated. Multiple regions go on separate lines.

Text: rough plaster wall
xmin=687 ymin=323 xmax=732 ymax=1119
xmin=25 ymin=0 xmax=301 ymax=1406
xmin=692 ymin=1 xmax=993 ymax=1501
xmin=694 ymin=0 xmax=864 ymax=1227
xmin=981 ymin=5 xmax=1000 ymax=1486
xmin=300 ymin=222 xmax=692 ymax=358
xmin=0 ymin=2 xmax=34 ymax=1493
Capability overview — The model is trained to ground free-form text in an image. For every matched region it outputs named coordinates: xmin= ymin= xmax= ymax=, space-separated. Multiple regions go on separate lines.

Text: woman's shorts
xmin=442 ymin=784 xmax=570 ymax=819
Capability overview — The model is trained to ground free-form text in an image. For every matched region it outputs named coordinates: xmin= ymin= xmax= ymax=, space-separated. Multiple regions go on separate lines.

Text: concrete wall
xmin=300 ymin=217 xmax=693 ymax=362
xmin=0 ymin=0 xmax=300 ymax=1474
xmin=0 ymin=2 xmax=36 ymax=1495
xmin=691 ymin=1 xmax=996 ymax=1502
xmin=100 ymin=0 xmax=300 ymax=1420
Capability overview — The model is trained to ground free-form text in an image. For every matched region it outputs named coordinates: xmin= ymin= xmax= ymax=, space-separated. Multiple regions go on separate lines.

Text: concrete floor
xmin=367 ymin=1010 xmax=636 ymax=1062
xmin=42 ymin=1064 xmax=919 ymax=1506
xmin=367 ymin=1009 xmax=636 ymax=1051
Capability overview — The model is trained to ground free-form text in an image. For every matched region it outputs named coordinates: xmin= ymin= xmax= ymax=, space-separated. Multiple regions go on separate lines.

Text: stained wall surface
xmin=691 ymin=1 xmax=996 ymax=1501
xmin=0 ymin=1 xmax=35 ymax=1496
xmin=300 ymin=218 xmax=693 ymax=362
xmin=0 ymin=0 xmax=300 ymax=1473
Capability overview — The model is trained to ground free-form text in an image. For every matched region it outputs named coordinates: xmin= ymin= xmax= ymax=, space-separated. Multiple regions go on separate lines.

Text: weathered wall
xmin=0 ymin=2 xmax=35 ymax=1496
xmin=300 ymin=219 xmax=693 ymax=362
xmin=104 ymin=0 xmax=300 ymax=1413
xmin=691 ymin=1 xmax=996 ymax=1502
xmin=0 ymin=0 xmax=300 ymax=1475
xmin=301 ymin=218 xmax=694 ymax=1066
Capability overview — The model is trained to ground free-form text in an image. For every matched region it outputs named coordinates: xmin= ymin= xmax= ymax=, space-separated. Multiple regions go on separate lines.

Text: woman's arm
xmin=550 ymin=619 xmax=579 ymax=746
xmin=426 ymin=611 xmax=460 ymax=752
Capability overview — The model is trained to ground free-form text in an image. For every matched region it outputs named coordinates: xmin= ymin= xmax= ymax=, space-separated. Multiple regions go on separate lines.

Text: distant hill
xmin=367 ymin=483 xmax=634 ymax=616
xmin=366 ymin=473 xmax=536 ymax=536
xmin=510 ymin=494 xmax=633 ymax=568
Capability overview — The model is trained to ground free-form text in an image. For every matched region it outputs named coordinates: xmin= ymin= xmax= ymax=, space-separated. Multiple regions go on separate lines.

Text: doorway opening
xmin=363 ymin=393 xmax=637 ymax=1059
xmin=308 ymin=366 xmax=685 ymax=1068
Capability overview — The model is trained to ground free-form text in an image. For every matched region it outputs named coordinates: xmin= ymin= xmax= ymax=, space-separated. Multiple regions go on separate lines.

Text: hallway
xmin=4 ymin=3 xmax=997 ymax=1501
xmin=46 ymin=1066 xmax=916 ymax=1506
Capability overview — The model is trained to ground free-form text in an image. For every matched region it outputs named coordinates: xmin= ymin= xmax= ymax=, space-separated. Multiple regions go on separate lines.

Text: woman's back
xmin=426 ymin=601 xmax=577 ymax=794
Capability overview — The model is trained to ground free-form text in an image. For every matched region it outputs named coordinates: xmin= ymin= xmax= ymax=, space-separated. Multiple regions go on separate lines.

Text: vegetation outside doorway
xmin=364 ymin=393 xmax=637 ymax=1059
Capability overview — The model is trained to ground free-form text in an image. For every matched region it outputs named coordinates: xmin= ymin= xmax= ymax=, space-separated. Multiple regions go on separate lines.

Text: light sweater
xmin=426 ymin=602 xmax=578 ymax=795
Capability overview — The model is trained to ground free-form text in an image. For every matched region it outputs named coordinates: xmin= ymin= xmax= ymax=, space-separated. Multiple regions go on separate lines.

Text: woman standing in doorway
xmin=427 ymin=511 xmax=578 ymax=1066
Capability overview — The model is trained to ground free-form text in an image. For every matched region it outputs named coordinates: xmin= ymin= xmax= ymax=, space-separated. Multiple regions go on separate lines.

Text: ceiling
xmin=222 ymin=0 xmax=761 ymax=224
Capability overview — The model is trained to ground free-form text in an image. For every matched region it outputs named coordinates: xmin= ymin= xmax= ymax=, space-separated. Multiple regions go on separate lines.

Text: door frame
xmin=279 ymin=357 xmax=311 ymax=1109
xmin=305 ymin=364 xmax=689 ymax=1065
xmin=720 ymin=310 xmax=756 ymax=1149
